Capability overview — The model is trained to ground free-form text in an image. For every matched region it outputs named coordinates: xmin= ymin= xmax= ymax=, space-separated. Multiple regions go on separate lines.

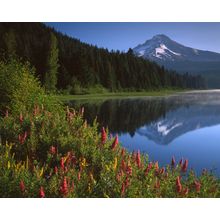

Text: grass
xmin=56 ymin=89 xmax=187 ymax=101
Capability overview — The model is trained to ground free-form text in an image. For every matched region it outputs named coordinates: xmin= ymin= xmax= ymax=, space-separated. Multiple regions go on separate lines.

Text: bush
xmin=0 ymin=59 xmax=62 ymax=115
xmin=0 ymin=106 xmax=219 ymax=198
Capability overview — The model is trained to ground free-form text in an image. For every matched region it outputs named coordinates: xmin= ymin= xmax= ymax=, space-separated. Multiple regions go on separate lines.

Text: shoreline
xmin=55 ymin=89 xmax=187 ymax=101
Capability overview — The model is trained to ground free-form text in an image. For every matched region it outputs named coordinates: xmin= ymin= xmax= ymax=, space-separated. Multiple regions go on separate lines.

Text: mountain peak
xmin=133 ymin=35 xmax=220 ymax=62
xmin=152 ymin=34 xmax=170 ymax=40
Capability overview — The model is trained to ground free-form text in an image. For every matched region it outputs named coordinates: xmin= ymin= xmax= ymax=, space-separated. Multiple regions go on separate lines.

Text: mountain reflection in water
xmin=68 ymin=91 xmax=220 ymax=175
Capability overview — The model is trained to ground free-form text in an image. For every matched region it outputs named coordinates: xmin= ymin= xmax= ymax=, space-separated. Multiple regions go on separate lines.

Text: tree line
xmin=0 ymin=23 xmax=206 ymax=93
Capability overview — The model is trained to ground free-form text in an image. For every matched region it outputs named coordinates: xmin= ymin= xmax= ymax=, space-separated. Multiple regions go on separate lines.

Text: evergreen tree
xmin=4 ymin=29 xmax=17 ymax=59
xmin=44 ymin=33 xmax=59 ymax=92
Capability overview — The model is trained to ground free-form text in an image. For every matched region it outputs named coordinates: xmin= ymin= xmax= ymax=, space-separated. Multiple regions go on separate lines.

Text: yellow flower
xmin=113 ymin=157 xmax=118 ymax=171
xmin=80 ymin=157 xmax=87 ymax=168
xmin=39 ymin=167 xmax=44 ymax=177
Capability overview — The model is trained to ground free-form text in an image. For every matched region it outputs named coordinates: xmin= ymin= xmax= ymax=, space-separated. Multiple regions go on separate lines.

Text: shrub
xmin=0 ymin=59 xmax=61 ymax=115
xmin=0 ymin=107 xmax=219 ymax=198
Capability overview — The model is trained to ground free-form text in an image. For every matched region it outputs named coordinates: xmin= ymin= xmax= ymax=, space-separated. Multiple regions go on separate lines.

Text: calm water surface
xmin=68 ymin=91 xmax=220 ymax=176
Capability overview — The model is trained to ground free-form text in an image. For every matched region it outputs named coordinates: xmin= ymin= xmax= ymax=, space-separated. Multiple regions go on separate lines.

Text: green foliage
xmin=4 ymin=29 xmax=17 ymax=59
xmin=44 ymin=33 xmax=59 ymax=92
xmin=0 ymin=108 xmax=219 ymax=198
xmin=0 ymin=59 xmax=61 ymax=114
xmin=0 ymin=23 xmax=206 ymax=93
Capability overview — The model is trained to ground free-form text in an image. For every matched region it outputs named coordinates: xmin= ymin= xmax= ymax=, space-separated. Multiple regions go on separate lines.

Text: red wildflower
xmin=111 ymin=135 xmax=119 ymax=150
xmin=54 ymin=166 xmax=58 ymax=174
xmin=19 ymin=112 xmax=23 ymax=124
xmin=125 ymin=177 xmax=130 ymax=188
xmin=18 ymin=131 xmax=28 ymax=144
xmin=194 ymin=180 xmax=201 ymax=192
xmin=121 ymin=182 xmax=125 ymax=197
xmin=101 ymin=127 xmax=107 ymax=144
xmin=160 ymin=167 xmax=165 ymax=175
xmin=60 ymin=157 xmax=65 ymax=170
xmin=181 ymin=159 xmax=188 ymax=172
xmin=136 ymin=150 xmax=141 ymax=168
xmin=132 ymin=152 xmax=137 ymax=162
xmin=144 ymin=162 xmax=153 ymax=176
xmin=20 ymin=180 xmax=25 ymax=192
xmin=121 ymin=148 xmax=125 ymax=157
xmin=60 ymin=177 xmax=68 ymax=196
xmin=121 ymin=159 xmax=126 ymax=171
xmin=39 ymin=186 xmax=45 ymax=198
xmin=126 ymin=165 xmax=132 ymax=176
xmin=77 ymin=172 xmax=81 ymax=181
xmin=176 ymin=176 xmax=182 ymax=193
xmin=154 ymin=161 xmax=159 ymax=172
xmin=182 ymin=187 xmax=189 ymax=196
xmin=154 ymin=179 xmax=160 ymax=189
xmin=179 ymin=158 xmax=183 ymax=166
xmin=171 ymin=156 xmax=175 ymax=166
xmin=49 ymin=146 xmax=56 ymax=155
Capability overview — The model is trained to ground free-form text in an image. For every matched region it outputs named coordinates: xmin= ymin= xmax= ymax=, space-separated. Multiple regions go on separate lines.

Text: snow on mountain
xmin=133 ymin=34 xmax=220 ymax=62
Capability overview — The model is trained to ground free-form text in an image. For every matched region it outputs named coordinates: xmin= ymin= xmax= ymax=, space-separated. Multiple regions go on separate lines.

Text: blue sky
xmin=45 ymin=22 xmax=220 ymax=53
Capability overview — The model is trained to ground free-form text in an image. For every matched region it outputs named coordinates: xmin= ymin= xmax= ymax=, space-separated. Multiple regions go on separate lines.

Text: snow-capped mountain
xmin=133 ymin=34 xmax=220 ymax=88
xmin=133 ymin=34 xmax=220 ymax=62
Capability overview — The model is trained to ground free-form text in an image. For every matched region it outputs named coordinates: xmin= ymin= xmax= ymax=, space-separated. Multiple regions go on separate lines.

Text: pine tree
xmin=4 ymin=29 xmax=17 ymax=59
xmin=45 ymin=33 xmax=59 ymax=92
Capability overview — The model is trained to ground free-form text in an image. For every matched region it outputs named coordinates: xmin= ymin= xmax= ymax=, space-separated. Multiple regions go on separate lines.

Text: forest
xmin=0 ymin=22 xmax=206 ymax=94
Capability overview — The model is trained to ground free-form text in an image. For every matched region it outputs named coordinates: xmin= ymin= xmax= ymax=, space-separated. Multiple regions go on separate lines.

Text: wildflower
xmin=77 ymin=172 xmax=81 ymax=181
xmin=136 ymin=150 xmax=141 ymax=168
xmin=113 ymin=157 xmax=118 ymax=170
xmin=182 ymin=187 xmax=189 ymax=196
xmin=101 ymin=127 xmax=107 ymax=144
xmin=125 ymin=177 xmax=130 ymax=188
xmin=80 ymin=157 xmax=87 ymax=169
xmin=54 ymin=166 xmax=58 ymax=174
xmin=179 ymin=158 xmax=183 ymax=166
xmin=160 ymin=167 xmax=165 ymax=175
xmin=20 ymin=180 xmax=25 ymax=192
xmin=19 ymin=112 xmax=23 ymax=124
xmin=154 ymin=161 xmax=159 ymax=172
xmin=39 ymin=186 xmax=45 ymax=198
xmin=181 ymin=159 xmax=188 ymax=172
xmin=49 ymin=146 xmax=56 ymax=155
xmin=18 ymin=131 xmax=28 ymax=145
xmin=60 ymin=157 xmax=65 ymax=170
xmin=126 ymin=165 xmax=132 ymax=176
xmin=194 ymin=180 xmax=201 ymax=192
xmin=144 ymin=162 xmax=153 ymax=176
xmin=154 ymin=178 xmax=160 ymax=189
xmin=121 ymin=148 xmax=125 ymax=157
xmin=171 ymin=156 xmax=175 ymax=167
xmin=60 ymin=177 xmax=68 ymax=196
xmin=121 ymin=182 xmax=125 ymax=197
xmin=176 ymin=176 xmax=182 ymax=193
xmin=111 ymin=135 xmax=119 ymax=150
xmin=121 ymin=159 xmax=126 ymax=171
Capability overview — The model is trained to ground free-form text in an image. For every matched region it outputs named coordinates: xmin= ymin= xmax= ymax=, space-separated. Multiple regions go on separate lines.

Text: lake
xmin=67 ymin=90 xmax=220 ymax=176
